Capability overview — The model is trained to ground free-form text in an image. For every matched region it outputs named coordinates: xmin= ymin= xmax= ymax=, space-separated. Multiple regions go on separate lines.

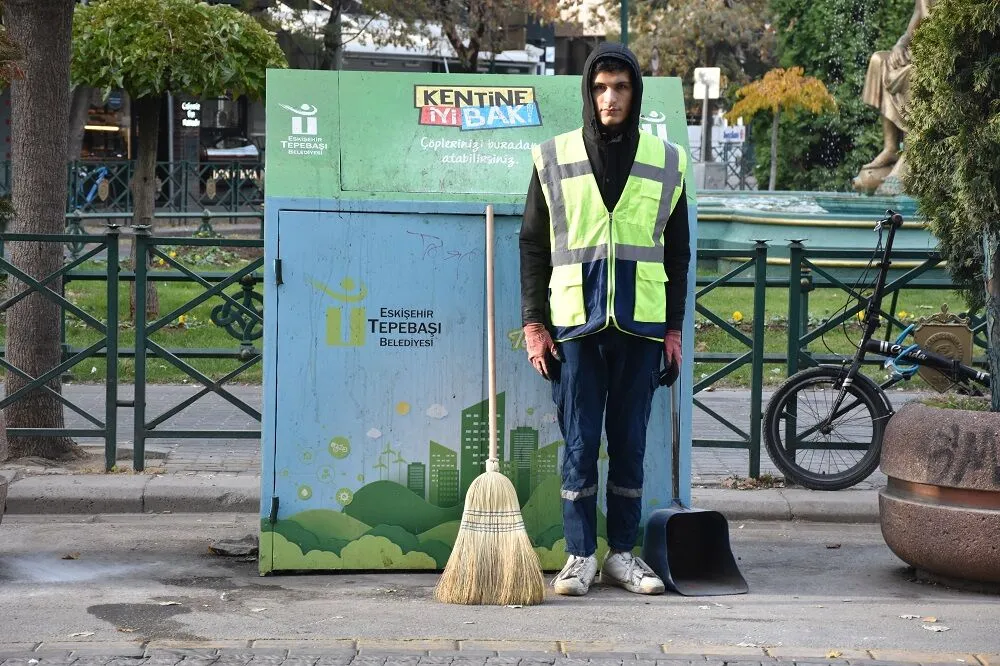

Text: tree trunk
xmin=67 ymin=85 xmax=91 ymax=162
xmin=0 ymin=408 xmax=8 ymax=463
xmin=320 ymin=1 xmax=343 ymax=71
xmin=129 ymin=95 xmax=161 ymax=318
xmin=984 ymin=229 xmax=1000 ymax=412
xmin=769 ymin=107 xmax=779 ymax=192
xmin=442 ymin=18 xmax=484 ymax=72
xmin=4 ymin=0 xmax=77 ymax=460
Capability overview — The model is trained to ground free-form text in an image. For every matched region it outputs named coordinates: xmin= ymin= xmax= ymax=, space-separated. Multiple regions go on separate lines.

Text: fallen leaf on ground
xmin=825 ymin=543 xmax=841 ymax=549
xmin=62 ymin=553 xmax=80 ymax=560
xmin=69 ymin=632 xmax=94 ymax=638
xmin=251 ymin=608 xmax=267 ymax=613
xmin=922 ymin=616 xmax=938 ymax=622
xmin=158 ymin=601 xmax=181 ymax=606
xmin=826 ymin=650 xmax=842 ymax=658
xmin=117 ymin=627 xmax=136 ymax=633
xmin=923 ymin=625 xmax=950 ymax=632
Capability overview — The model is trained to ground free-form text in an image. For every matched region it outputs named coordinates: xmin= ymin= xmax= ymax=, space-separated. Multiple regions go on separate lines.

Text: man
xmin=518 ymin=42 xmax=690 ymax=596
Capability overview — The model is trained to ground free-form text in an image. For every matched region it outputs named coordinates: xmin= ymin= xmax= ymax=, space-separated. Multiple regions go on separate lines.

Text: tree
xmin=726 ymin=67 xmax=836 ymax=190
xmin=762 ymin=0 xmax=914 ymax=190
xmin=904 ymin=0 xmax=1000 ymax=411
xmin=3 ymin=0 xmax=77 ymax=460
xmin=418 ymin=0 xmax=565 ymax=72
xmin=282 ymin=0 xmax=567 ymax=73
xmin=607 ymin=0 xmax=777 ymax=102
xmin=71 ymin=0 xmax=287 ymax=316
xmin=0 ymin=0 xmax=19 ymax=464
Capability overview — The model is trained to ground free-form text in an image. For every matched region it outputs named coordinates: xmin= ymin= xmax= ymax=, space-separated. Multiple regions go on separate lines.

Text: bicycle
xmin=69 ymin=164 xmax=110 ymax=212
xmin=762 ymin=210 xmax=991 ymax=491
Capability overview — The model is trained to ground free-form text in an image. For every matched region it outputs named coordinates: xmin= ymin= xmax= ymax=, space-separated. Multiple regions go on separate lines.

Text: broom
xmin=433 ymin=204 xmax=545 ymax=606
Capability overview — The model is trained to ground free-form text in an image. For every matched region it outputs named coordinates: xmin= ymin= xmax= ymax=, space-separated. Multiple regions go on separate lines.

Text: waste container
xmin=260 ymin=70 xmax=698 ymax=573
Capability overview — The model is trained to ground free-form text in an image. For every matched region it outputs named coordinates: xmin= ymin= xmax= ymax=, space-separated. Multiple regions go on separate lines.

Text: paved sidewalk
xmin=0 ymin=643 xmax=995 ymax=666
xmin=49 ymin=384 xmax=914 ymax=487
xmin=1 ymin=384 xmax=922 ymax=518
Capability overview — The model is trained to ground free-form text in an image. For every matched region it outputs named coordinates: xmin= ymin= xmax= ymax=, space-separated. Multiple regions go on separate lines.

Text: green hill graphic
xmin=287 ymin=509 xmax=371 ymax=540
xmin=418 ymin=521 xmax=461 ymax=546
xmin=344 ymin=480 xmax=463 ymax=533
xmin=521 ymin=476 xmax=607 ymax=543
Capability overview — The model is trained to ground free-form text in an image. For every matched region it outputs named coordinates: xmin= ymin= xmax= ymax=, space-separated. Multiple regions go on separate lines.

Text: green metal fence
xmin=693 ymin=241 xmax=769 ymax=477
xmin=0 ymin=226 xmax=121 ymax=470
xmin=131 ymin=229 xmax=263 ymax=470
xmin=0 ymin=230 xmax=989 ymax=475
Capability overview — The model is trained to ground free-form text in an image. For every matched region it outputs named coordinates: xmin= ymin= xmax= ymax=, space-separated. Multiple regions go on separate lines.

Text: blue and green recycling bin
xmin=259 ymin=70 xmax=698 ymax=574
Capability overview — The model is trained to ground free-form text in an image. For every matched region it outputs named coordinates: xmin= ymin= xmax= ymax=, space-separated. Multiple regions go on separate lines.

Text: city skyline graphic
xmin=369 ymin=391 xmax=564 ymax=508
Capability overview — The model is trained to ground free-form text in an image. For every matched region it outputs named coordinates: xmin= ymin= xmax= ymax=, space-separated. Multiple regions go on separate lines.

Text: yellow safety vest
xmin=531 ymin=128 xmax=687 ymax=342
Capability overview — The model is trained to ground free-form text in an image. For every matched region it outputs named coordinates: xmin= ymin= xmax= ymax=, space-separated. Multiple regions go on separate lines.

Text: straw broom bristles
xmin=434 ymin=459 xmax=545 ymax=605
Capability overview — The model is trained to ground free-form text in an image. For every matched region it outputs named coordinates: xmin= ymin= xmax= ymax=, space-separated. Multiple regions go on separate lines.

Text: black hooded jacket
xmin=518 ymin=42 xmax=690 ymax=331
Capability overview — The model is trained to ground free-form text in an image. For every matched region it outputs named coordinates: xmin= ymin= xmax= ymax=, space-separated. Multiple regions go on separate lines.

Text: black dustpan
xmin=641 ymin=367 xmax=749 ymax=596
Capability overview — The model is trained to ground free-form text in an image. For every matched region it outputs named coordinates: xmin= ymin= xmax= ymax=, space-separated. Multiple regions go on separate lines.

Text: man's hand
xmin=664 ymin=329 xmax=682 ymax=371
xmin=523 ymin=323 xmax=560 ymax=380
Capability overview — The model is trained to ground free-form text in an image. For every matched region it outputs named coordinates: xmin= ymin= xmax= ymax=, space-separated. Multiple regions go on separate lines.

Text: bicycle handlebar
xmin=877 ymin=209 xmax=904 ymax=229
xmin=864 ymin=338 xmax=990 ymax=387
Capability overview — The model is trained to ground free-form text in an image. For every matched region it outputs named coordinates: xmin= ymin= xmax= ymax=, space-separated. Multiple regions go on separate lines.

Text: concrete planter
xmin=879 ymin=402 xmax=1000 ymax=583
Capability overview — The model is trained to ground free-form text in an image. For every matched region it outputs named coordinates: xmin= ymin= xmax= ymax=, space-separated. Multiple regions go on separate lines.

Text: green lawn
xmin=0 ymin=242 xmax=264 ymax=384
xmin=0 ymin=254 xmax=973 ymax=388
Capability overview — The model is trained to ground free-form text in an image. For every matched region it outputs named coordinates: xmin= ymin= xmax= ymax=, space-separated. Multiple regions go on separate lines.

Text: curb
xmin=1 ymin=474 xmax=880 ymax=522
xmin=0 ymin=639 xmax=991 ymax=665
xmin=4 ymin=474 xmax=258 ymax=515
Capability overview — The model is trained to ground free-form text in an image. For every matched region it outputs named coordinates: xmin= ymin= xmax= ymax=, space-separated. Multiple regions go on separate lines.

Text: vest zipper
xmin=607 ymin=210 xmax=615 ymax=330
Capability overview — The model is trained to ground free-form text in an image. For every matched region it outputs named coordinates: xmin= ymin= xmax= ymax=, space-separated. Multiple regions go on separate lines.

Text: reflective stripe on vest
xmin=531 ymin=128 xmax=686 ymax=340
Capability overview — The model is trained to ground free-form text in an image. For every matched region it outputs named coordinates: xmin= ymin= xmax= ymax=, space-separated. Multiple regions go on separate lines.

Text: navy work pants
xmin=552 ymin=328 xmax=662 ymax=557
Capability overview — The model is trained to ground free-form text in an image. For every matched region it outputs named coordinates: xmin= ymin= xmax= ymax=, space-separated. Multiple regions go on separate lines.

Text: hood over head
xmin=581 ymin=42 xmax=644 ymax=143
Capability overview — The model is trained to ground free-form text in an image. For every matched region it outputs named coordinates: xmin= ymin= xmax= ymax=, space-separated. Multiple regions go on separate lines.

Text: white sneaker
xmin=600 ymin=551 xmax=666 ymax=595
xmin=551 ymin=554 xmax=598 ymax=596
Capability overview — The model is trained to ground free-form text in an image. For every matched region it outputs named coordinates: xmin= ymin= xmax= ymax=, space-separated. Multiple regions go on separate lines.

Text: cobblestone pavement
xmin=54 ymin=384 xmax=917 ymax=487
xmin=0 ymin=644 xmax=990 ymax=666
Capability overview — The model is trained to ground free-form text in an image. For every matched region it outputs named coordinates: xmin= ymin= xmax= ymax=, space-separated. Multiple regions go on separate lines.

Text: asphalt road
xmin=0 ymin=514 xmax=996 ymax=656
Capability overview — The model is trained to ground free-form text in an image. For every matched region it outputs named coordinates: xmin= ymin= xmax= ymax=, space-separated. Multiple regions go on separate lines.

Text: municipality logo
xmin=640 ymin=110 xmax=668 ymax=140
xmin=311 ymin=277 xmax=367 ymax=347
xmin=280 ymin=103 xmax=318 ymax=136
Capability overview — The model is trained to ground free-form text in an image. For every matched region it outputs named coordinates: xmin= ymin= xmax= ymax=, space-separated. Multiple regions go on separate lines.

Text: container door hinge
xmin=268 ymin=496 xmax=279 ymax=524
xmin=273 ymin=259 xmax=283 ymax=285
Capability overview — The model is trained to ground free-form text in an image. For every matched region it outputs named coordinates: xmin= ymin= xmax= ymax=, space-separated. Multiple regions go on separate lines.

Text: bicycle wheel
xmin=763 ymin=366 xmax=890 ymax=490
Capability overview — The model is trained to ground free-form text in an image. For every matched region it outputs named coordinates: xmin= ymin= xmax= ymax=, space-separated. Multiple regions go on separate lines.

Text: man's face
xmin=592 ymin=69 xmax=633 ymax=129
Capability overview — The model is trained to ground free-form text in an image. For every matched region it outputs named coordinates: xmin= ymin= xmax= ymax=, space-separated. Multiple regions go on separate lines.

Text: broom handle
xmin=671 ymin=377 xmax=681 ymax=502
xmin=486 ymin=204 xmax=499 ymax=470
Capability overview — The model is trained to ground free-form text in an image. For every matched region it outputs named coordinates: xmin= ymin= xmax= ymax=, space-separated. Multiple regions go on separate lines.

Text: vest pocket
xmin=548 ymin=263 xmax=586 ymax=327
xmin=633 ymin=261 xmax=667 ymax=323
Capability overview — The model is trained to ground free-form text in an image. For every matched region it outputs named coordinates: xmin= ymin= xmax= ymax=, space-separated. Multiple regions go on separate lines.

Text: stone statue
xmin=854 ymin=0 xmax=935 ymax=194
